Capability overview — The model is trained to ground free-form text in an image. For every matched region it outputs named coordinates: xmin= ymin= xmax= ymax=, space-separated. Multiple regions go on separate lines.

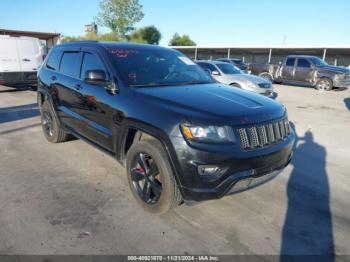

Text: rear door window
xmin=80 ymin=53 xmax=106 ymax=79
xmin=59 ymin=52 xmax=81 ymax=78
xmin=297 ymin=58 xmax=311 ymax=68
xmin=286 ymin=58 xmax=296 ymax=66
xmin=46 ymin=49 xmax=62 ymax=71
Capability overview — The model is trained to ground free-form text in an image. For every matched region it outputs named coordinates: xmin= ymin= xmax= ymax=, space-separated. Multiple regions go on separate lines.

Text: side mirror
xmin=212 ymin=70 xmax=220 ymax=76
xmin=84 ymin=70 xmax=107 ymax=84
xmin=84 ymin=70 xmax=119 ymax=95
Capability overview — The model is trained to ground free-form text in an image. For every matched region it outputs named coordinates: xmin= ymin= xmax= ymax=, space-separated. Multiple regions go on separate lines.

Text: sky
xmin=1 ymin=0 xmax=349 ymax=47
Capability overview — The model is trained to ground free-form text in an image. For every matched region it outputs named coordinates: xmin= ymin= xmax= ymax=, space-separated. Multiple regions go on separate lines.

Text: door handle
xmin=22 ymin=58 xmax=31 ymax=62
xmin=74 ymin=84 xmax=82 ymax=90
xmin=50 ymin=76 xmax=57 ymax=81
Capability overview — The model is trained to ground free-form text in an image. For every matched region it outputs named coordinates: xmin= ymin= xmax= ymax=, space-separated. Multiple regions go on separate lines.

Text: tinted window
xmin=216 ymin=63 xmax=242 ymax=74
xmin=108 ymin=48 xmax=213 ymax=86
xmin=80 ymin=53 xmax=106 ymax=79
xmin=196 ymin=62 xmax=207 ymax=69
xmin=59 ymin=52 xmax=81 ymax=78
xmin=197 ymin=62 xmax=212 ymax=72
xmin=297 ymin=58 xmax=311 ymax=68
xmin=286 ymin=58 xmax=296 ymax=66
xmin=46 ymin=49 xmax=62 ymax=71
xmin=205 ymin=63 xmax=218 ymax=72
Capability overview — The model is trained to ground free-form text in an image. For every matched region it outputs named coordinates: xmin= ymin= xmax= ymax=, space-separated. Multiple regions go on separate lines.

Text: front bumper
xmin=262 ymin=90 xmax=277 ymax=99
xmin=171 ymin=133 xmax=294 ymax=202
xmin=333 ymin=78 xmax=350 ymax=88
xmin=0 ymin=71 xmax=37 ymax=86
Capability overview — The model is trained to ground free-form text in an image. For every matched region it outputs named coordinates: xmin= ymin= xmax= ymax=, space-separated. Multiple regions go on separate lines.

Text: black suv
xmin=38 ymin=42 xmax=295 ymax=214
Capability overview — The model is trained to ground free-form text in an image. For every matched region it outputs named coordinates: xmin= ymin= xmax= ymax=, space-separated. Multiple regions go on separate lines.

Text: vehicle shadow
xmin=0 ymin=103 xmax=39 ymax=124
xmin=275 ymin=83 xmax=348 ymax=92
xmin=280 ymin=123 xmax=334 ymax=261
xmin=344 ymin=98 xmax=350 ymax=111
xmin=0 ymin=84 xmax=36 ymax=93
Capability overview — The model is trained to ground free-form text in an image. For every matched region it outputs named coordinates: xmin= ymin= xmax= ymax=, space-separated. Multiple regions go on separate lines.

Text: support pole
xmin=323 ymin=48 xmax=327 ymax=61
xmin=194 ymin=48 xmax=198 ymax=61
xmin=268 ymin=48 xmax=272 ymax=63
xmin=227 ymin=48 xmax=231 ymax=59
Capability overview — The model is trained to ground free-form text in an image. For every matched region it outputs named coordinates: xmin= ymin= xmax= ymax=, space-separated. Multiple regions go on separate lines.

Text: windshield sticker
xmin=178 ymin=56 xmax=196 ymax=65
xmin=110 ymin=49 xmax=139 ymax=58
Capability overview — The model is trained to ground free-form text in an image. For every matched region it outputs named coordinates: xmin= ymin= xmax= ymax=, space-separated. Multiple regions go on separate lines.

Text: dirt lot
xmin=0 ymin=84 xmax=349 ymax=256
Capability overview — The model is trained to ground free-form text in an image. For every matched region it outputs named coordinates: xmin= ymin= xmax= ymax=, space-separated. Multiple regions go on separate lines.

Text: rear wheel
xmin=126 ymin=139 xmax=182 ymax=214
xmin=316 ymin=78 xmax=333 ymax=91
xmin=259 ymin=72 xmax=273 ymax=82
xmin=41 ymin=100 xmax=69 ymax=143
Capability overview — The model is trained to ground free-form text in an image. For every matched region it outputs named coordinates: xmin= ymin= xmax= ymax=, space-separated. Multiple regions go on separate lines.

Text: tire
xmin=315 ymin=78 xmax=333 ymax=91
xmin=230 ymin=83 xmax=241 ymax=88
xmin=126 ymin=139 xmax=182 ymax=214
xmin=41 ymin=100 xmax=69 ymax=143
xmin=259 ymin=72 xmax=273 ymax=83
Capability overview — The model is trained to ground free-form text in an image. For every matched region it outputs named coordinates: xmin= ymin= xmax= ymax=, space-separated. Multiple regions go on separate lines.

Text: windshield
xmin=108 ymin=47 xmax=214 ymax=87
xmin=308 ymin=57 xmax=328 ymax=66
xmin=216 ymin=63 xmax=242 ymax=75
xmin=232 ymin=59 xmax=244 ymax=64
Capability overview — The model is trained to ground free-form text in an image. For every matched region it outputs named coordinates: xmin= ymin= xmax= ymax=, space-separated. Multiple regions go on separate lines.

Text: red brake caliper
xmin=136 ymin=165 xmax=144 ymax=174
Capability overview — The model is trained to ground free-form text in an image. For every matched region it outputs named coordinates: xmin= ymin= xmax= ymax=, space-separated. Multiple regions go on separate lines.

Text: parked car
xmin=38 ymin=42 xmax=294 ymax=214
xmin=216 ymin=58 xmax=248 ymax=71
xmin=0 ymin=35 xmax=45 ymax=87
xmin=196 ymin=60 xmax=275 ymax=98
xmin=249 ymin=55 xmax=350 ymax=91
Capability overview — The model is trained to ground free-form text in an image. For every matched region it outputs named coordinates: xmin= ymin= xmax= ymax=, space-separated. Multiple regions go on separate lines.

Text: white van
xmin=0 ymin=35 xmax=45 ymax=86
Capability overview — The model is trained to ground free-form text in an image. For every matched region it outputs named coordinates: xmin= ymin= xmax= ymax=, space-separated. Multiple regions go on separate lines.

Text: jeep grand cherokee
xmin=37 ymin=42 xmax=295 ymax=214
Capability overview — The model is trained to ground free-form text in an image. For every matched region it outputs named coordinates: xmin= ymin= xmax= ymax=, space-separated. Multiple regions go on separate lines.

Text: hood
xmin=318 ymin=65 xmax=350 ymax=74
xmin=224 ymin=74 xmax=270 ymax=84
xmin=134 ymin=83 xmax=285 ymax=125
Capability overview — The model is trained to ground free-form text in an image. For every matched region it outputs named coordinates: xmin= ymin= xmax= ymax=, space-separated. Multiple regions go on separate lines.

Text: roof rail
xmin=62 ymin=40 xmax=99 ymax=44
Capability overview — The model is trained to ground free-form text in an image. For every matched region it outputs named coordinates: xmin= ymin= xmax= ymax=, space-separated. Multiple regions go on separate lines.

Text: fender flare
xmin=37 ymin=89 xmax=63 ymax=127
xmin=117 ymin=119 xmax=186 ymax=196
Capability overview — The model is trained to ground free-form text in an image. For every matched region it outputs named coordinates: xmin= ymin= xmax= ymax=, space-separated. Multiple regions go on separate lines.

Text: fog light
xmin=198 ymin=165 xmax=226 ymax=177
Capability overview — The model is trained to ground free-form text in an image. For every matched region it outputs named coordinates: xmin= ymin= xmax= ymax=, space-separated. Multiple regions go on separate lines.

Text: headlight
xmin=243 ymin=81 xmax=257 ymax=89
xmin=181 ymin=125 xmax=234 ymax=143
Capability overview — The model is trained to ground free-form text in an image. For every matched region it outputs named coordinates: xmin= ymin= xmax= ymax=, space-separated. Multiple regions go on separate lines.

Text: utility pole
xmin=282 ymin=35 xmax=287 ymax=45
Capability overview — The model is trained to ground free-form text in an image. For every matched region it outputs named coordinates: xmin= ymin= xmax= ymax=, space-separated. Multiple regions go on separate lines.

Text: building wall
xmin=175 ymin=47 xmax=350 ymax=66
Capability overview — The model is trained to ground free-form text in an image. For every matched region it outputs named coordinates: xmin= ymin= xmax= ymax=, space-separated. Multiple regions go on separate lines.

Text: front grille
xmin=237 ymin=118 xmax=291 ymax=150
xmin=258 ymin=83 xmax=271 ymax=88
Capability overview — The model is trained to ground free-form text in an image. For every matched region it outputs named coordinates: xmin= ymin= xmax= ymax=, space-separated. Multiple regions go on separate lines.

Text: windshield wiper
xmin=130 ymin=81 xmax=211 ymax=88
xmin=130 ymin=82 xmax=179 ymax=88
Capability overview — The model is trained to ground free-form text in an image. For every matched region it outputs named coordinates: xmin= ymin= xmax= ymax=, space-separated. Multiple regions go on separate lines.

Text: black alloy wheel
xmin=42 ymin=110 xmax=53 ymax=138
xmin=130 ymin=152 xmax=162 ymax=204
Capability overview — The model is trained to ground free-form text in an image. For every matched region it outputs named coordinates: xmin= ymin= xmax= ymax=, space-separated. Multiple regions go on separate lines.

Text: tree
xmin=61 ymin=35 xmax=83 ymax=43
xmin=95 ymin=0 xmax=144 ymax=38
xmin=128 ymin=26 xmax=161 ymax=45
xmin=61 ymin=32 xmax=121 ymax=43
xmin=169 ymin=33 xmax=196 ymax=46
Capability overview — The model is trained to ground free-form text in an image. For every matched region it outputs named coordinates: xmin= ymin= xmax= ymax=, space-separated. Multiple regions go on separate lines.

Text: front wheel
xmin=41 ymin=100 xmax=69 ymax=143
xmin=259 ymin=72 xmax=273 ymax=83
xmin=126 ymin=139 xmax=182 ymax=214
xmin=315 ymin=78 xmax=333 ymax=91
